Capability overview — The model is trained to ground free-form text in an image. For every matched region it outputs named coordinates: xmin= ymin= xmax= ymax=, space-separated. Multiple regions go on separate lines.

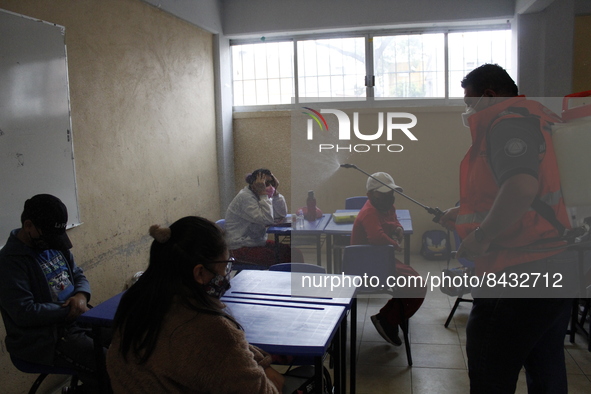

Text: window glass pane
xmin=268 ymin=79 xmax=282 ymax=104
xmin=233 ymin=81 xmax=244 ymax=106
xmin=242 ymin=80 xmax=256 ymax=106
xmin=255 ymin=79 xmax=269 ymax=104
xmin=374 ymin=33 xmax=445 ymax=98
xmin=253 ymin=44 xmax=268 ymax=79
xmin=241 ymin=48 xmax=256 ymax=81
xmin=280 ymin=78 xmax=294 ymax=103
xmin=279 ymin=45 xmax=293 ymax=78
xmin=448 ymin=30 xmax=512 ymax=97
xmin=231 ymin=27 xmax=511 ymax=106
xmin=266 ymin=45 xmax=280 ymax=79
xmin=297 ymin=37 xmax=366 ymax=99
xmin=231 ymin=41 xmax=294 ymax=105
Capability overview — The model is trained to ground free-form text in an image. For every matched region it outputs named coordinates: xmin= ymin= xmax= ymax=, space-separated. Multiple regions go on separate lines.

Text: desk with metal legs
xmin=223 ymin=299 xmax=346 ymax=393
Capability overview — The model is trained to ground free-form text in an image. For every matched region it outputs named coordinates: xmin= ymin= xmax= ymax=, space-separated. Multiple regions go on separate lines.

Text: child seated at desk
xmin=106 ymin=216 xmax=283 ymax=393
xmin=225 ymin=168 xmax=303 ymax=267
xmin=351 ymin=172 xmax=426 ymax=346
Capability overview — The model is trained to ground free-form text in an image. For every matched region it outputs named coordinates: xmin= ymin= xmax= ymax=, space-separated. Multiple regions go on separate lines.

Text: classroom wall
xmin=233 ymin=106 xmax=471 ymax=255
xmin=573 ymin=15 xmax=591 ymax=92
xmin=516 ymin=0 xmax=576 ymax=97
xmin=142 ymin=0 xmax=223 ymax=34
xmin=232 ymin=111 xmax=292 ymax=211
xmin=222 ymin=0 xmax=515 ymax=37
xmin=0 ymin=0 xmax=217 ymax=392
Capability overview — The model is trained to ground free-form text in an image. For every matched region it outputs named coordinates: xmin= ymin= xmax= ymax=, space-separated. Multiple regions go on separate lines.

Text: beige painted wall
xmin=232 ymin=111 xmax=292 ymax=209
xmin=573 ymin=15 xmax=591 ymax=92
xmin=233 ymin=106 xmax=472 ymax=254
xmin=0 ymin=0 xmax=217 ymax=392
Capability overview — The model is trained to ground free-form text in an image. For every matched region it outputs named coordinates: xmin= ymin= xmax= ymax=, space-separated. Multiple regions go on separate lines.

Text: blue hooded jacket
xmin=0 ymin=229 xmax=91 ymax=365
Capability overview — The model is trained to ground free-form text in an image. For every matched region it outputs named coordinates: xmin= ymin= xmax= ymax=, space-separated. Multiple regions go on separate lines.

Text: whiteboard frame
xmin=0 ymin=9 xmax=81 ymax=248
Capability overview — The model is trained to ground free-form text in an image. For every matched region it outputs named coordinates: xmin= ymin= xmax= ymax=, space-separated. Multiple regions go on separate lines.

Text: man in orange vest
xmin=439 ymin=64 xmax=578 ymax=393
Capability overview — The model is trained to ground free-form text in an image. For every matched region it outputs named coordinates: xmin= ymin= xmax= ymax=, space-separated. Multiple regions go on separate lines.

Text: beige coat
xmin=107 ymin=302 xmax=279 ymax=394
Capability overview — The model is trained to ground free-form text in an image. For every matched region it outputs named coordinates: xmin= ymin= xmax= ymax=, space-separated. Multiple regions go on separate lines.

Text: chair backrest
xmin=215 ymin=219 xmax=226 ymax=229
xmin=269 ymin=262 xmax=327 ymax=274
xmin=341 ymin=245 xmax=396 ymax=294
xmin=451 ymin=230 xmax=475 ymax=268
xmin=345 ymin=196 xmax=368 ymax=210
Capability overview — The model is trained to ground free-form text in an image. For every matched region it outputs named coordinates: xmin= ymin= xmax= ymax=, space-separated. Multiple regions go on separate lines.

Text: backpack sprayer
xmin=526 ymin=90 xmax=591 ymax=251
xmin=339 ymin=163 xmax=445 ymax=222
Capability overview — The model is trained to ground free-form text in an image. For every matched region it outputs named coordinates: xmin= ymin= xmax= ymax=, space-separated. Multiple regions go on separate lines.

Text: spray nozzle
xmin=340 ymin=163 xmax=357 ymax=169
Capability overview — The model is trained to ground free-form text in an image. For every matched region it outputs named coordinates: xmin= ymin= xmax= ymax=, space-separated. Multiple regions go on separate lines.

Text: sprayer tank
xmin=551 ymin=92 xmax=591 ymax=227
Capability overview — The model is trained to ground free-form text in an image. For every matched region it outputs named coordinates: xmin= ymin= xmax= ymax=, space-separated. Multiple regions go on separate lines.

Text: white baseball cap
xmin=366 ymin=172 xmax=403 ymax=193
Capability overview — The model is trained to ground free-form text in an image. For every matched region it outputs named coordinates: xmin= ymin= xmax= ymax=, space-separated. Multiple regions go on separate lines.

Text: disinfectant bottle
xmin=305 ymin=191 xmax=317 ymax=221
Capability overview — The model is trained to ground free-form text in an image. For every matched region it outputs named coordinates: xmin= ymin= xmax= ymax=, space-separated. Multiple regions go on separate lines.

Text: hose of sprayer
xmin=341 ymin=163 xmax=445 ymax=222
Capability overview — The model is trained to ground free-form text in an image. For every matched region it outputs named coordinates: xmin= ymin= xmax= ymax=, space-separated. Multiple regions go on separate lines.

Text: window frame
xmin=230 ymin=22 xmax=513 ymax=112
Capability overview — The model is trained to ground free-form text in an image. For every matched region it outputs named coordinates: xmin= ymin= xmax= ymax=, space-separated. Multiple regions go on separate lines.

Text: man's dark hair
xmin=461 ymin=64 xmax=518 ymax=96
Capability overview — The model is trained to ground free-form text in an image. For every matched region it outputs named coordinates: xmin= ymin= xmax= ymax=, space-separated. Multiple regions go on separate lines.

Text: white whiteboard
xmin=0 ymin=9 xmax=80 ymax=247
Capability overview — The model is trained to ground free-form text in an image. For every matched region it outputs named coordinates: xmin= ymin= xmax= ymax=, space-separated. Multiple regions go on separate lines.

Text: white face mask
xmin=461 ymin=95 xmax=484 ymax=128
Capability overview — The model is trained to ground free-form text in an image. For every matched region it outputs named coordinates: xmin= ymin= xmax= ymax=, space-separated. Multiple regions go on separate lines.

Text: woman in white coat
xmin=225 ymin=168 xmax=303 ymax=267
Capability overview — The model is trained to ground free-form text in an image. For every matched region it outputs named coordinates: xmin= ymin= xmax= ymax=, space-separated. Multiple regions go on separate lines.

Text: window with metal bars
xmin=231 ymin=27 xmax=512 ymax=107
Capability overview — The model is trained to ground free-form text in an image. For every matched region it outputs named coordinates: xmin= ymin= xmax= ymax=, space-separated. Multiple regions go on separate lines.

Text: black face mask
xmin=370 ymin=195 xmax=395 ymax=212
xmin=29 ymin=232 xmax=52 ymax=250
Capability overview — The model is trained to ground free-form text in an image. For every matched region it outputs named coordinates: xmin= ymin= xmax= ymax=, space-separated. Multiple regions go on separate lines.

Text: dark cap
xmin=22 ymin=194 xmax=72 ymax=249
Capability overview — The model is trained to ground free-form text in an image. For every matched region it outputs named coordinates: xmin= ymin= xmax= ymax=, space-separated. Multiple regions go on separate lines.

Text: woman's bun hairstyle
xmin=149 ymin=224 xmax=171 ymax=243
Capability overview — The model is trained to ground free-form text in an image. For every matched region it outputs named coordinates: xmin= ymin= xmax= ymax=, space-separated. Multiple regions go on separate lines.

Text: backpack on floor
xmin=420 ymin=230 xmax=450 ymax=260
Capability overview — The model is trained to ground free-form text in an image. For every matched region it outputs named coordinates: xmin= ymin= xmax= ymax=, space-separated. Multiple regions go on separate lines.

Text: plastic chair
xmin=342 ymin=245 xmax=396 ymax=294
xmin=269 ymin=262 xmax=326 ymax=274
xmin=341 ymin=245 xmax=412 ymax=365
xmin=443 ymin=230 xmax=475 ymax=328
xmin=345 ymin=196 xmax=368 ymax=210
xmin=10 ymin=355 xmax=79 ymax=394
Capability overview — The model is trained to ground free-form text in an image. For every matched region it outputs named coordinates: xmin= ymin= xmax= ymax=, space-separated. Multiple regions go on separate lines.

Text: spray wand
xmin=340 ymin=163 xmax=445 ymax=223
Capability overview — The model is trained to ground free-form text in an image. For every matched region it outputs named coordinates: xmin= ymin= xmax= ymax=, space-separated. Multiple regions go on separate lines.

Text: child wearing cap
xmin=351 ymin=173 xmax=427 ymax=346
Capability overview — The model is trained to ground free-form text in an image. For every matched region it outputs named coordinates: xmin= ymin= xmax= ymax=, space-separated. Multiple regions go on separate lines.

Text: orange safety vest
xmin=457 ymin=96 xmax=570 ymax=275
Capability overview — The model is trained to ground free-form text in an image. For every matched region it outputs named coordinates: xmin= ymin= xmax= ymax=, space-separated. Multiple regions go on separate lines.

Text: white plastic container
xmin=551 ymin=91 xmax=591 ymax=227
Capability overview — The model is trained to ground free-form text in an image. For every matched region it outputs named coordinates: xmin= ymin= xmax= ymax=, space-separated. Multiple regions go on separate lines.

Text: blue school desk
xmin=221 ymin=269 xmax=358 ymax=393
xmin=77 ymin=292 xmax=122 ymax=394
xmin=324 ymin=209 xmax=414 ymax=271
xmin=223 ymin=298 xmax=346 ymax=393
xmin=267 ymin=213 xmax=332 ymax=265
xmin=79 ymin=285 xmax=349 ymax=393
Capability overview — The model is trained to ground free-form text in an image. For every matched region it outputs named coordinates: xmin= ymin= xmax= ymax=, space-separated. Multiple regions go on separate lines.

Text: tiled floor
xmin=347 ymin=253 xmax=591 ymax=394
